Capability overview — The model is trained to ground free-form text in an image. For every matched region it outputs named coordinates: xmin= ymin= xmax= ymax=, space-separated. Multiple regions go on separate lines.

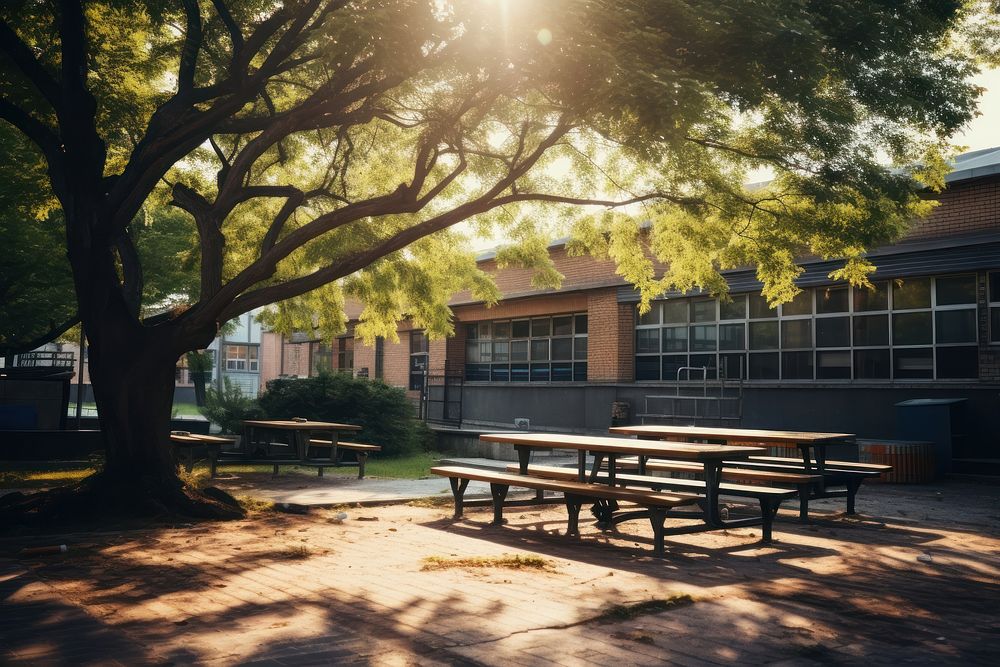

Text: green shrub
xmin=201 ymin=377 xmax=264 ymax=434
xmin=257 ymin=372 xmax=432 ymax=457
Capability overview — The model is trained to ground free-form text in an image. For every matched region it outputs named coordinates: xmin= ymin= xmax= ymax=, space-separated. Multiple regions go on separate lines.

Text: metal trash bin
xmin=894 ymin=398 xmax=966 ymax=478
xmin=858 ymin=439 xmax=935 ymax=484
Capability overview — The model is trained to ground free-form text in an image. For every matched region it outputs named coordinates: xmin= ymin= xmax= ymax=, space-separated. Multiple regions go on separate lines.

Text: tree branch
xmin=0 ymin=18 xmax=61 ymax=110
xmin=0 ymin=97 xmax=62 ymax=165
xmin=178 ymin=0 xmax=203 ymax=94
xmin=0 ymin=314 xmax=80 ymax=357
xmin=210 ymin=0 xmax=244 ymax=54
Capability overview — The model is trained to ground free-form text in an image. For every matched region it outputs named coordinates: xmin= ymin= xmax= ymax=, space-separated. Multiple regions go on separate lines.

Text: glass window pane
xmin=817 ymin=351 xmax=852 ymax=379
xmin=574 ymin=362 xmax=587 ymax=382
xmin=816 ymin=317 xmax=850 ymax=348
xmin=992 ymin=307 xmax=1000 ymax=343
xmin=893 ymin=348 xmax=933 ymax=379
xmin=720 ymin=294 xmax=747 ymax=320
xmin=782 ymin=351 xmax=813 ymax=379
xmin=719 ymin=353 xmax=746 ymax=379
xmin=478 ymin=341 xmax=492 ymax=362
xmin=937 ymin=346 xmax=978 ymax=379
xmin=511 ymin=320 xmax=530 ymax=338
xmin=531 ymin=318 xmax=551 ymax=337
xmin=551 ymin=338 xmax=573 ymax=360
xmin=530 ymin=339 xmax=549 ymax=360
xmin=781 ymin=319 xmax=811 ymax=348
xmin=465 ymin=323 xmax=478 ymax=340
xmin=636 ymin=356 xmax=661 ymax=381
xmin=465 ymin=364 xmax=490 ymax=381
xmin=854 ymin=349 xmax=890 ymax=379
xmin=466 ymin=340 xmax=481 ymax=363
xmin=853 ymin=314 xmax=889 ymax=346
xmin=477 ymin=322 xmax=491 ymax=339
xmin=510 ymin=340 xmax=528 ymax=361
xmin=663 ymin=301 xmax=688 ymax=324
xmin=636 ymin=329 xmax=660 ymax=354
xmin=749 ymin=321 xmax=779 ymax=349
xmin=574 ymin=337 xmax=588 ymax=360
xmin=936 ymin=275 xmax=976 ymax=306
xmin=493 ymin=321 xmax=511 ymax=339
xmin=530 ymin=363 xmax=551 ymax=382
xmin=575 ymin=314 xmax=588 ymax=334
xmin=691 ymin=300 xmax=716 ymax=323
xmin=854 ymin=283 xmax=888 ymax=312
xmin=816 ymin=286 xmax=849 ymax=313
xmin=893 ymin=278 xmax=931 ymax=310
xmin=662 ymin=355 xmax=688 ymax=381
xmin=493 ymin=341 xmax=509 ymax=362
xmin=510 ymin=363 xmax=529 ymax=382
xmin=552 ymin=316 xmax=573 ymax=336
xmin=551 ymin=362 xmax=573 ymax=381
xmin=749 ymin=294 xmax=777 ymax=319
xmin=936 ymin=309 xmax=977 ymax=344
xmin=719 ymin=323 xmax=745 ymax=350
xmin=491 ymin=364 xmax=510 ymax=382
xmin=638 ymin=303 xmax=661 ymax=326
xmin=748 ymin=353 xmax=779 ymax=379
xmin=991 ymin=273 xmax=1000 ymax=303
xmin=782 ymin=290 xmax=812 ymax=316
xmin=690 ymin=324 xmax=717 ymax=351
xmin=689 ymin=354 xmax=718 ymax=380
xmin=662 ymin=326 xmax=688 ymax=352
xmin=893 ymin=312 xmax=933 ymax=346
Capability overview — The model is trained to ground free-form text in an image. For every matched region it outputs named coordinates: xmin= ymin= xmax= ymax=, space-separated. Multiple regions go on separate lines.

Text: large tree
xmin=0 ymin=0 xmax=993 ymax=515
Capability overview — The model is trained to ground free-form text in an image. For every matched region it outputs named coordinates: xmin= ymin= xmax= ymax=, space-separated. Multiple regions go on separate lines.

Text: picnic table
xmin=242 ymin=419 xmax=361 ymax=461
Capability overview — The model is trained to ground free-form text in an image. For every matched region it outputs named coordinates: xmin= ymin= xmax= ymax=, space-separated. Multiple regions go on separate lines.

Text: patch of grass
xmin=597 ymin=595 xmax=695 ymax=622
xmin=407 ymin=494 xmax=453 ymax=508
xmin=0 ymin=465 xmax=95 ymax=490
xmin=190 ymin=451 xmax=444 ymax=480
xmin=421 ymin=554 xmax=555 ymax=572
xmin=278 ymin=544 xmax=311 ymax=559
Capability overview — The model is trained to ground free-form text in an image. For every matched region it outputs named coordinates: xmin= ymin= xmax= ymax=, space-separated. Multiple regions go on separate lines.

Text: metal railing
xmin=15 ymin=351 xmax=76 ymax=368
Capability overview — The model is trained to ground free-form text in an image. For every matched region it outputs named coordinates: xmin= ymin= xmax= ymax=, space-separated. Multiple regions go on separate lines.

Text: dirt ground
xmin=1 ymin=479 xmax=998 ymax=666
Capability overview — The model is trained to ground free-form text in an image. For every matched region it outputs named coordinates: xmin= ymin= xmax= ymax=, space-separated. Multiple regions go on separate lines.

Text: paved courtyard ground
xmin=1 ymin=479 xmax=997 ymax=665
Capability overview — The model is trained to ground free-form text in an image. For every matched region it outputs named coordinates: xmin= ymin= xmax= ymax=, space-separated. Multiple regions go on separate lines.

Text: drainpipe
xmin=75 ymin=324 xmax=85 ymax=428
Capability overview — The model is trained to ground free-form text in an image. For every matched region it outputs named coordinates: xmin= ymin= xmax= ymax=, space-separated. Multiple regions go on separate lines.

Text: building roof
xmin=946 ymin=146 xmax=1000 ymax=183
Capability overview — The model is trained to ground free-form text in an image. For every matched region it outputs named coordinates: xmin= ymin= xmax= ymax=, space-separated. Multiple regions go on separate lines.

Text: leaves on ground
xmin=421 ymin=554 xmax=555 ymax=572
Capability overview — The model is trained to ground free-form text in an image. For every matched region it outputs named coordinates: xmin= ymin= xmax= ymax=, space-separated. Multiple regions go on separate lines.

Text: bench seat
xmin=169 ymin=433 xmax=235 ymax=473
xmin=309 ymin=439 xmax=382 ymax=478
xmin=431 ymin=465 xmax=698 ymax=556
xmin=746 ymin=455 xmax=891 ymax=473
xmin=510 ymin=464 xmax=796 ymax=539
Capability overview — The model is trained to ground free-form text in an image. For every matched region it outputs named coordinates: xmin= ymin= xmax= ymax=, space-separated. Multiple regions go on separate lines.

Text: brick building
xmin=261 ymin=147 xmax=1000 ymax=465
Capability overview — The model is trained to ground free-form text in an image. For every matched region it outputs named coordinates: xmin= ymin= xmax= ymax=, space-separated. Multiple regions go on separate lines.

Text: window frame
xmin=464 ymin=313 xmax=588 ymax=383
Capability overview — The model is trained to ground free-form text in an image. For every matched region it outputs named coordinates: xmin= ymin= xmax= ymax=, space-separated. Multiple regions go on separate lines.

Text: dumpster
xmin=894 ymin=398 xmax=966 ymax=478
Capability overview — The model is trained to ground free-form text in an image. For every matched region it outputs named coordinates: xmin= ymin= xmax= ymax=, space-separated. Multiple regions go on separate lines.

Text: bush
xmin=201 ymin=377 xmax=264 ymax=434
xmin=257 ymin=372 xmax=433 ymax=457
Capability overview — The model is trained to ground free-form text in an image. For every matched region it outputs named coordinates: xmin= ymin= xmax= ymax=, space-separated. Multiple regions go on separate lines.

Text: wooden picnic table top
xmin=609 ymin=424 xmax=855 ymax=445
xmin=169 ymin=433 xmax=235 ymax=444
xmin=242 ymin=419 xmax=361 ymax=431
xmin=480 ymin=432 xmax=765 ymax=460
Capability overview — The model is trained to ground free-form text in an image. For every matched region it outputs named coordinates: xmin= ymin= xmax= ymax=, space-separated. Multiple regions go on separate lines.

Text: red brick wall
xmin=585 ymin=288 xmax=635 ymax=382
xmin=907 ymin=178 xmax=1000 ymax=240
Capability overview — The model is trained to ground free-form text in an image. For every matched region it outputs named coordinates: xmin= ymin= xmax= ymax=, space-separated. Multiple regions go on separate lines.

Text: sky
xmin=956 ymin=67 xmax=1000 ymax=152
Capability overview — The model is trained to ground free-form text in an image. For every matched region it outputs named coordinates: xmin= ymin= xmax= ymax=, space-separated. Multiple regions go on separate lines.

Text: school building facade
xmin=261 ymin=148 xmax=1000 ymax=467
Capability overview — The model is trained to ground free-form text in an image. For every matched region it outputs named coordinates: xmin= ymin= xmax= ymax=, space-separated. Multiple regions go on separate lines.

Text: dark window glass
xmin=573 ymin=362 xmax=588 ymax=382
xmin=893 ymin=312 xmax=933 ymax=346
xmin=936 ymin=310 xmax=977 ymax=344
xmin=466 ymin=341 xmax=482 ymax=363
xmin=663 ymin=301 xmax=688 ymax=324
xmin=689 ymin=354 xmax=718 ymax=380
xmin=465 ymin=364 xmax=490 ymax=381
xmin=749 ymin=294 xmax=777 ymax=319
xmin=410 ymin=331 xmax=428 ymax=354
xmin=893 ymin=348 xmax=933 ymax=379
xmin=478 ymin=341 xmax=492 ymax=362
xmin=936 ymin=275 xmax=976 ymax=306
xmin=638 ymin=303 xmax=661 ymax=325
xmin=636 ymin=355 xmax=661 ymax=381
xmin=662 ymin=326 xmax=688 ymax=352
xmin=817 ymin=286 xmax=849 ymax=313
xmin=477 ymin=322 xmax=491 ymax=339
xmin=531 ymin=318 xmax=551 ymax=337
xmin=893 ymin=278 xmax=931 ymax=310
xmin=552 ymin=316 xmax=573 ymax=336
xmin=551 ymin=338 xmax=573 ymax=360
xmin=662 ymin=355 xmax=687 ymax=381
xmin=551 ymin=362 xmax=573 ymax=381
xmin=853 ymin=314 xmax=889 ymax=346
xmin=854 ymin=282 xmax=888 ymax=312
xmin=636 ymin=329 xmax=660 ymax=354
xmin=691 ymin=300 xmax=716 ymax=323
xmin=782 ymin=351 xmax=813 ymax=379
xmin=530 ymin=363 xmax=551 ymax=382
xmin=782 ymin=290 xmax=812 ymax=316
xmin=854 ymin=349 xmax=890 ymax=379
xmin=816 ymin=317 xmax=850 ymax=348
xmin=781 ymin=319 xmax=811 ymax=348
xmin=491 ymin=364 xmax=510 ymax=382
xmin=575 ymin=314 xmax=588 ymax=334
xmin=493 ymin=321 xmax=511 ymax=339
xmin=719 ymin=323 xmax=745 ymax=350
xmin=465 ymin=324 xmax=478 ymax=339
xmin=574 ymin=337 xmax=588 ymax=360
xmin=749 ymin=321 xmax=779 ymax=349
xmin=817 ymin=351 xmax=852 ymax=379
xmin=720 ymin=295 xmax=747 ymax=320
xmin=511 ymin=320 xmax=530 ymax=338
xmin=690 ymin=324 xmax=717 ymax=351
xmin=936 ymin=346 xmax=978 ymax=379
xmin=530 ymin=339 xmax=549 ymax=361
xmin=492 ymin=341 xmax=509 ymax=362
xmin=510 ymin=340 xmax=528 ymax=361
xmin=748 ymin=353 xmax=779 ymax=379
xmin=991 ymin=273 xmax=1000 ymax=303
xmin=719 ymin=353 xmax=746 ymax=379
xmin=510 ymin=363 xmax=529 ymax=382
xmin=992 ymin=307 xmax=1000 ymax=343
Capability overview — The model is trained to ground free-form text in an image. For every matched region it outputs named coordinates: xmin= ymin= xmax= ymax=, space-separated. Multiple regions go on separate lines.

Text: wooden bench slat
xmin=308 ymin=439 xmax=382 ymax=452
xmin=613 ymin=457 xmax=820 ymax=484
xmin=747 ymin=455 xmax=892 ymax=472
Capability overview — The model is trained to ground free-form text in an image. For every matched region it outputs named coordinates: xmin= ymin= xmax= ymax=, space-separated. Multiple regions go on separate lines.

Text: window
xmin=225 ymin=344 xmax=258 ymax=372
xmin=312 ymin=342 xmax=333 ymax=376
xmin=374 ymin=337 xmax=384 ymax=380
xmin=337 ymin=337 xmax=354 ymax=372
xmin=991 ymin=272 xmax=1000 ymax=344
xmin=634 ymin=274 xmax=979 ymax=382
xmin=465 ymin=313 xmax=587 ymax=382
xmin=409 ymin=331 xmax=428 ymax=390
